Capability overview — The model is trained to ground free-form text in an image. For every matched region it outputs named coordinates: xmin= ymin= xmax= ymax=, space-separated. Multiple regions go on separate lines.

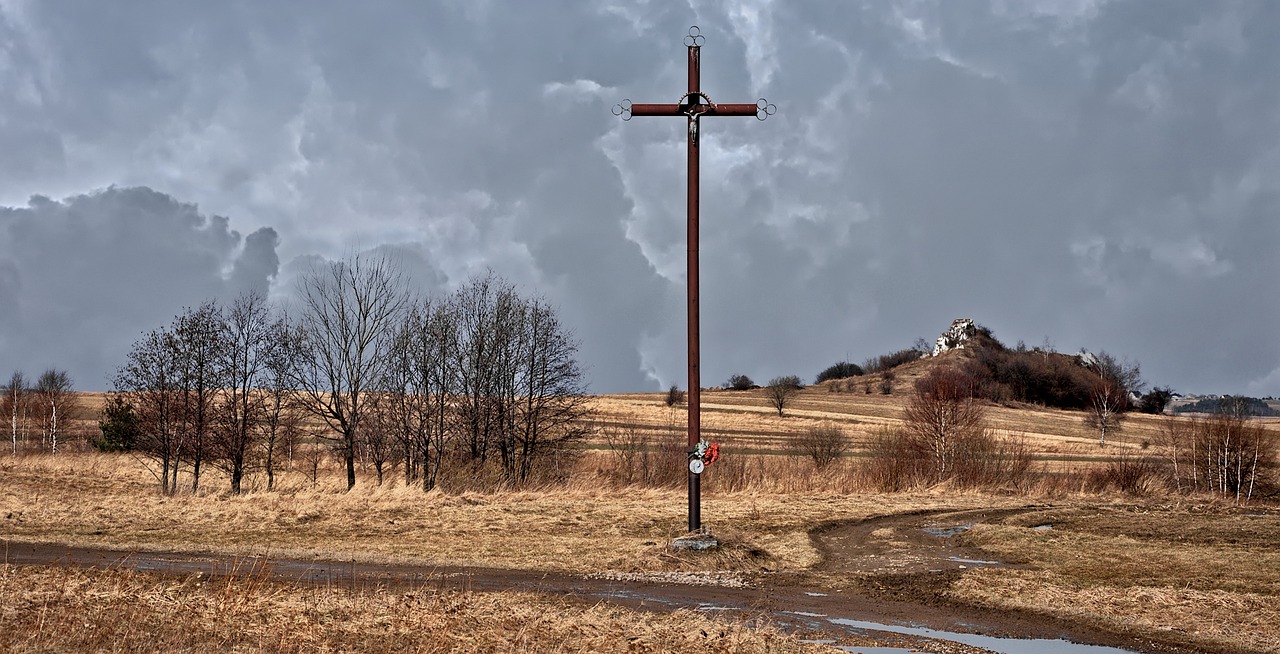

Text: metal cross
xmin=614 ymin=26 xmax=775 ymax=533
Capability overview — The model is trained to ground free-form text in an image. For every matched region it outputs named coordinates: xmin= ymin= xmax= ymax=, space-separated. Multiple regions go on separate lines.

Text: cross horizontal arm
xmin=629 ymin=103 xmax=765 ymax=118
xmin=629 ymin=103 xmax=683 ymax=116
xmin=707 ymin=103 xmax=759 ymax=116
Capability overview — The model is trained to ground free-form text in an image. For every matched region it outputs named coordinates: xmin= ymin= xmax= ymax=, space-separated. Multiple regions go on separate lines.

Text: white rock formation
xmin=1076 ymin=349 xmax=1098 ymax=369
xmin=933 ymin=318 xmax=978 ymax=356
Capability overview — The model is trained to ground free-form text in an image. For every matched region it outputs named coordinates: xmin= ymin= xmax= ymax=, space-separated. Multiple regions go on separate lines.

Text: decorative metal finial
xmin=612 ymin=98 xmax=633 ymax=121
xmin=684 ymin=25 xmax=704 ymax=47
xmin=755 ymin=98 xmax=777 ymax=121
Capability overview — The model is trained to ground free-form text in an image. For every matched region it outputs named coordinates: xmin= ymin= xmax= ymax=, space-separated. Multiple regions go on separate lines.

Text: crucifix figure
xmin=614 ymin=26 xmax=775 ymax=533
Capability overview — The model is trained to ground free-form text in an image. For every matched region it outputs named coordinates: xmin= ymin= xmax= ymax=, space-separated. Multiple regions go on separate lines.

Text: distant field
xmin=55 ymin=379 xmax=1280 ymax=482
xmin=584 ymin=383 xmax=1240 ymax=470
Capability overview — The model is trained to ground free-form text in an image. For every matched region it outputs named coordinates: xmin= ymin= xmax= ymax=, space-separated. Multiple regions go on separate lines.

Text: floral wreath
xmin=692 ymin=440 xmax=720 ymax=465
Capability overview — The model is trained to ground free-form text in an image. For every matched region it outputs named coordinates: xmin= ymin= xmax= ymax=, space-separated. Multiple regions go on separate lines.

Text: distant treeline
xmin=1173 ymin=396 xmax=1278 ymax=417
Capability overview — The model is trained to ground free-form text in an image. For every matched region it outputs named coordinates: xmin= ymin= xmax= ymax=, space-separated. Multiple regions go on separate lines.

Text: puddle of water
xmin=828 ymin=618 xmax=1143 ymax=654
xmin=1032 ymin=524 xmax=1054 ymax=531
xmin=922 ymin=524 xmax=973 ymax=537
xmin=804 ymin=637 xmax=934 ymax=654
xmin=804 ymin=591 xmax=829 ymax=597
xmin=834 ymin=647 xmax=931 ymax=654
xmin=947 ymin=556 xmax=1000 ymax=565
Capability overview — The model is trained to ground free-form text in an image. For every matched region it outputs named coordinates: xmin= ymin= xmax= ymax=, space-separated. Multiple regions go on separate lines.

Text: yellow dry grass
xmin=952 ymin=570 xmax=1280 ymax=654
xmin=0 ymin=564 xmax=815 ymax=653
xmin=951 ymin=505 xmax=1280 ymax=653
xmin=0 ymin=452 xmax=1017 ymax=574
xmin=585 ymin=385 xmax=1231 ymax=473
xmin=13 ymin=386 xmax=1280 ymax=654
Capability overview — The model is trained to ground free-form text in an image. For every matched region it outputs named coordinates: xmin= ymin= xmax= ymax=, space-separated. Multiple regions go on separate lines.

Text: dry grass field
xmin=0 ymin=565 xmax=808 ymax=653
xmin=587 ymin=384 xmax=1194 ymax=469
xmin=3 ymin=384 xmax=1279 ymax=653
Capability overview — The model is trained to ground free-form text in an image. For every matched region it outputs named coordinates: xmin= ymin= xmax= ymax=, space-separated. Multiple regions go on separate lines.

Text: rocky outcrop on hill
xmin=932 ymin=318 xmax=978 ymax=356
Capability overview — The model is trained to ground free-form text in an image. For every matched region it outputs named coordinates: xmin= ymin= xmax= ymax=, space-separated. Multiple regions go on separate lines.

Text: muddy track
xmin=1 ymin=507 xmax=1202 ymax=654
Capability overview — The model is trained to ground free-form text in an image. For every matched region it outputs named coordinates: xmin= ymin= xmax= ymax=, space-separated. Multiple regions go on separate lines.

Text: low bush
xmin=862 ymin=348 xmax=923 ymax=374
xmin=815 ymin=361 xmax=863 ymax=384
xmin=665 ymin=385 xmax=686 ymax=407
xmin=795 ymin=423 xmax=848 ymax=469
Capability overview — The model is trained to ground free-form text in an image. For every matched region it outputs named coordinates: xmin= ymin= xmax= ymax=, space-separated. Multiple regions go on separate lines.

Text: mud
xmin=1 ymin=506 xmax=1205 ymax=654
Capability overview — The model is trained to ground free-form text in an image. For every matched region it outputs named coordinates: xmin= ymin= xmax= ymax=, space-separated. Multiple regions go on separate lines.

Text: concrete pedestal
xmin=670 ymin=529 xmax=719 ymax=551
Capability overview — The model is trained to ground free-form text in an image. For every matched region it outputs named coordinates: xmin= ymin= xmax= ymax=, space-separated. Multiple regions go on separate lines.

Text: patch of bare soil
xmin=812 ymin=507 xmax=1034 ymax=577
xmin=801 ymin=506 xmax=1266 ymax=654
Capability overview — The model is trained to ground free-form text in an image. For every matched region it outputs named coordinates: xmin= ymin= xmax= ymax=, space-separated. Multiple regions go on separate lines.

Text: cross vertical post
xmin=614 ymin=26 xmax=775 ymax=533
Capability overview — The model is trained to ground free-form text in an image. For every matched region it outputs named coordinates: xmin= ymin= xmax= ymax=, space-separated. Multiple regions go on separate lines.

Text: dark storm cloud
xmin=0 ymin=1 xmax=1276 ymax=394
xmin=0 ymin=188 xmax=279 ymax=388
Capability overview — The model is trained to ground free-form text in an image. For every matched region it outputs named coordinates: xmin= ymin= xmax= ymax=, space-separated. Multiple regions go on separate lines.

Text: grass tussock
xmin=0 ymin=565 xmax=812 ymax=653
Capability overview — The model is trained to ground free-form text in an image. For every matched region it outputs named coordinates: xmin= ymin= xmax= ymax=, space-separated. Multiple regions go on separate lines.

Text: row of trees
xmin=2 ymin=370 xmax=76 ymax=456
xmin=109 ymin=255 xmax=588 ymax=495
xmin=1160 ymin=398 xmax=1276 ymax=501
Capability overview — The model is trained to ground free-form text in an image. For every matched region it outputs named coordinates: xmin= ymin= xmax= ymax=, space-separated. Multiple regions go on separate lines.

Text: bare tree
xmin=382 ymin=298 xmax=456 ymax=491
xmin=34 ymin=369 xmax=74 ymax=455
xmin=2 ymin=371 xmax=28 ymax=456
xmin=259 ymin=317 xmax=306 ymax=491
xmin=211 ymin=292 xmax=275 ymax=493
xmin=421 ymin=300 xmax=459 ymax=488
xmin=766 ymin=375 xmax=802 ymax=417
xmin=358 ymin=393 xmax=401 ymax=486
xmin=172 ymin=302 xmax=227 ymax=492
xmin=1090 ymin=351 xmax=1144 ymax=396
xmin=1085 ymin=378 xmax=1128 ymax=446
xmin=452 ymin=272 xmax=519 ymax=466
xmin=295 ymin=253 xmax=410 ymax=490
xmin=902 ymin=369 xmax=986 ymax=482
xmin=114 ymin=328 xmax=185 ymax=494
xmin=505 ymin=296 xmax=589 ymax=482
xmin=446 ymin=273 xmax=590 ymax=483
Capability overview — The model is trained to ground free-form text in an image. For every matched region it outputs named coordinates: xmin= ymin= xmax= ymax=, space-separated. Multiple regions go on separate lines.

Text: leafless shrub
xmin=951 ymin=431 xmax=1036 ymax=490
xmin=665 ymin=385 xmax=686 ymax=407
xmin=796 ymin=423 xmax=848 ymax=469
xmin=1087 ymin=454 xmax=1166 ymax=496
xmin=602 ymin=424 xmax=647 ymax=486
xmin=862 ymin=348 xmax=923 ymax=374
xmin=859 ymin=426 xmax=928 ymax=491
xmin=879 ymin=371 xmax=895 ymax=395
xmin=601 ymin=424 xmax=685 ymax=488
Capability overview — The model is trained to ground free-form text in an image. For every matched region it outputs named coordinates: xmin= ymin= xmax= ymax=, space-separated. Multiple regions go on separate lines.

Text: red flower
xmin=704 ymin=443 xmax=720 ymax=465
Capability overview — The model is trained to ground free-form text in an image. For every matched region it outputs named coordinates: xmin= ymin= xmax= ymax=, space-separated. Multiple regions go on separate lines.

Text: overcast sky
xmin=1 ymin=1 xmax=1277 ymax=396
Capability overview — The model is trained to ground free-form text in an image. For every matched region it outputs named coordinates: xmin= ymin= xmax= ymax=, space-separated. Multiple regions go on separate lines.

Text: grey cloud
xmin=0 ymin=187 xmax=279 ymax=389
xmin=0 ymin=2 xmax=1277 ymax=395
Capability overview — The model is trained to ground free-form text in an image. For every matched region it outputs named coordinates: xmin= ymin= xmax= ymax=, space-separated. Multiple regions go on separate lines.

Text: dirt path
xmin=1 ymin=507 xmax=1200 ymax=654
